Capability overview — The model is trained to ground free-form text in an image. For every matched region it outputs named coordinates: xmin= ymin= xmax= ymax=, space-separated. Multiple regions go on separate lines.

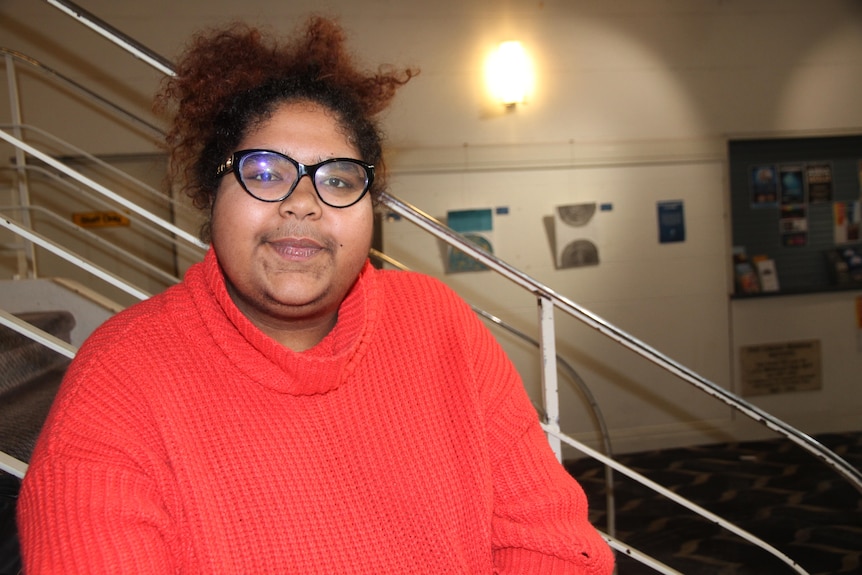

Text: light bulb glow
xmin=486 ymin=41 xmax=533 ymax=106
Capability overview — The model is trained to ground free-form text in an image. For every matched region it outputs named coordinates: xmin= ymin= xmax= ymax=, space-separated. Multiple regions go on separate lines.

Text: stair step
xmin=0 ymin=311 xmax=73 ymax=393
xmin=0 ymin=310 xmax=74 ymax=462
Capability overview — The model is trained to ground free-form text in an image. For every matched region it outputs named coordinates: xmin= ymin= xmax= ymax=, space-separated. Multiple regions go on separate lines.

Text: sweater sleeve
xmin=17 ymin=337 xmax=180 ymax=574
xmin=489 ymin=415 xmax=615 ymax=574
xmin=455 ymin=297 xmax=615 ymax=574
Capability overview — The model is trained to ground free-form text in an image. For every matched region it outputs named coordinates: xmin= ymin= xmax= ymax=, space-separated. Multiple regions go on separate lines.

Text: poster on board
xmin=779 ymin=164 xmax=806 ymax=205
xmin=779 ymin=204 xmax=808 ymax=247
xmin=834 ymin=200 xmax=862 ymax=245
xmin=806 ymin=162 xmax=833 ymax=203
xmin=749 ymin=164 xmax=778 ymax=207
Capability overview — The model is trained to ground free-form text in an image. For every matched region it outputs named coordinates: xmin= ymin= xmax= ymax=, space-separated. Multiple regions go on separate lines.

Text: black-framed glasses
xmin=216 ymin=149 xmax=375 ymax=208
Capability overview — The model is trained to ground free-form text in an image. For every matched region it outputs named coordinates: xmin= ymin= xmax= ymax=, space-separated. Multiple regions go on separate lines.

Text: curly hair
xmin=154 ymin=16 xmax=417 ymax=239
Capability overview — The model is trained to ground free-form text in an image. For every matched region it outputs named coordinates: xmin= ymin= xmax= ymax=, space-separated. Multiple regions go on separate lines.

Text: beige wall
xmin=1 ymin=0 xmax=861 ymax=454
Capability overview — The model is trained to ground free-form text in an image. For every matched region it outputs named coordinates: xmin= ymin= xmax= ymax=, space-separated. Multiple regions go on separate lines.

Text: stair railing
xmin=1 ymin=123 xmax=199 ymax=224
xmin=0 ymin=49 xmax=206 ymax=283
xmin=0 ymin=212 xmax=150 ymax=301
xmin=1 ymin=48 xmax=164 ymax=140
xmin=0 ymin=158 xmax=205 ymax=275
xmin=0 ymin=128 xmax=206 ymax=252
xmin=0 ymin=204 xmax=182 ymax=287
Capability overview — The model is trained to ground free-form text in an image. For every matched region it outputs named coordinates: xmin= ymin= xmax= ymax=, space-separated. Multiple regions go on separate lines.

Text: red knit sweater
xmin=18 ymin=249 xmax=614 ymax=574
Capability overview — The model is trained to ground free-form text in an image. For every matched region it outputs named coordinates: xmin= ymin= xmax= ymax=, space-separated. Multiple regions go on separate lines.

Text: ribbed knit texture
xmin=18 ymin=249 xmax=614 ymax=574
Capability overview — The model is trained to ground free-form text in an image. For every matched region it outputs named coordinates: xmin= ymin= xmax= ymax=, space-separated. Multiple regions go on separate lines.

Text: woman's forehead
xmin=238 ymin=102 xmax=360 ymax=159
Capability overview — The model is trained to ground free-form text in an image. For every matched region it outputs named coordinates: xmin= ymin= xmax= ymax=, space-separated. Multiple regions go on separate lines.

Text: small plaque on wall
xmin=72 ymin=211 xmax=130 ymax=228
xmin=739 ymin=339 xmax=822 ymax=396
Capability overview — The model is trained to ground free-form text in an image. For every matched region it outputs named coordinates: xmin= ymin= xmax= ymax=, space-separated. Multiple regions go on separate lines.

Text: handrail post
xmin=4 ymin=53 xmax=37 ymax=278
xmin=538 ymin=295 xmax=562 ymax=461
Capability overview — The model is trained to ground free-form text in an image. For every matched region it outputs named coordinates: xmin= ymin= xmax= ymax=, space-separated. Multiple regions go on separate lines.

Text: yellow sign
xmin=72 ymin=211 xmax=130 ymax=228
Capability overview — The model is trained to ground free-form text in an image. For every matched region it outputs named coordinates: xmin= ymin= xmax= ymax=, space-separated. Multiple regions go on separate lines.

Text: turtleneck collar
xmin=187 ymin=248 xmax=379 ymax=396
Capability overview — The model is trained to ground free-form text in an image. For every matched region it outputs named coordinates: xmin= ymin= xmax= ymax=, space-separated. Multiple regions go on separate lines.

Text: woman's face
xmin=210 ymin=100 xmax=374 ymax=348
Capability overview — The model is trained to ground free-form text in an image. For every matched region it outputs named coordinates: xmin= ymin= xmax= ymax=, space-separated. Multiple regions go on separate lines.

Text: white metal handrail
xmin=0 ymin=129 xmax=207 ymax=251
xmin=2 ymin=163 xmax=205 ymax=264
xmin=1 ymin=48 xmax=165 ymax=139
xmin=0 ymin=308 xmax=77 ymax=360
xmin=0 ymin=213 xmax=150 ymax=301
xmin=44 ymin=1 xmax=176 ymax=77
xmin=1 ymin=123 xmax=198 ymax=221
xmin=0 ymin=449 xmax=28 ymax=479
xmin=380 ymin=191 xmax=862 ymax=496
xmin=0 ymin=308 xmax=78 ymax=479
xmin=543 ymin=425 xmax=809 ymax=574
xmin=0 ymin=205 xmax=181 ymax=286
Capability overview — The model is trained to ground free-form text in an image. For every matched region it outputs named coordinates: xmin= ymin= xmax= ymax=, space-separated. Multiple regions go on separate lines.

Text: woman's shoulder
xmin=76 ymin=282 xmax=193 ymax=359
xmin=372 ymin=268 xmax=476 ymax=327
xmin=375 ymin=268 xmax=460 ymax=301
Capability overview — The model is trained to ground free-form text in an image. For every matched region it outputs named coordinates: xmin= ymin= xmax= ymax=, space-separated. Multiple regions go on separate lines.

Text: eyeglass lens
xmin=237 ymin=151 xmax=370 ymax=206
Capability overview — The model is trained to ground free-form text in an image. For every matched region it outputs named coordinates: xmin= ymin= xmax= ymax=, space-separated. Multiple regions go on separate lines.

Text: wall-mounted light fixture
xmin=485 ymin=41 xmax=534 ymax=109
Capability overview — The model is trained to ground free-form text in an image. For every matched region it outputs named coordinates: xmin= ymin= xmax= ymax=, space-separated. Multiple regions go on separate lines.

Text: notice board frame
xmin=728 ymin=134 xmax=862 ymax=297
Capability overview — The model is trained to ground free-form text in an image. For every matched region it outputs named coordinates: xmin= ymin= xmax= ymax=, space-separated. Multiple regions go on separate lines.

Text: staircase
xmin=0 ymin=309 xmax=74 ymax=575
xmin=0 ymin=310 xmax=72 ymax=463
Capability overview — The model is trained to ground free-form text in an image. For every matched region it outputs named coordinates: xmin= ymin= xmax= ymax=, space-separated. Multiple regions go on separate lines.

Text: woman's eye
xmin=321 ymin=176 xmax=351 ymax=189
xmin=251 ymin=170 xmax=280 ymax=183
xmin=242 ymin=167 xmax=284 ymax=185
xmin=241 ymin=153 xmax=290 ymax=186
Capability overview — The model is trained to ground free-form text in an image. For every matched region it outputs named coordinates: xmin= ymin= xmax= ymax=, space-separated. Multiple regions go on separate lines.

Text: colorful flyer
xmin=749 ymin=164 xmax=778 ymax=207
xmin=806 ymin=162 xmax=833 ymax=203
xmin=834 ymin=201 xmax=862 ymax=245
xmin=779 ymin=204 xmax=808 ymax=247
xmin=779 ymin=164 xmax=806 ymax=205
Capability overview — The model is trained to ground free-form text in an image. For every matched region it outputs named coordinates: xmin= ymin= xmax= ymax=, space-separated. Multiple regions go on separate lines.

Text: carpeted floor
xmin=565 ymin=431 xmax=862 ymax=574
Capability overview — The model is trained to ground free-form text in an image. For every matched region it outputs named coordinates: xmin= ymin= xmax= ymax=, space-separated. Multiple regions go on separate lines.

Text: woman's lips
xmin=269 ymin=238 xmax=325 ymax=259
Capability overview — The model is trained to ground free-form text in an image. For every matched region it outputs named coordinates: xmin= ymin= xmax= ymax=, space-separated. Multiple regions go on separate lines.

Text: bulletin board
xmin=728 ymin=135 xmax=862 ymax=296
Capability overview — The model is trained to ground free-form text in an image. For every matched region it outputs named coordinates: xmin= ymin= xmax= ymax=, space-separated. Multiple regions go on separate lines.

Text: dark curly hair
xmin=155 ymin=16 xmax=417 ymax=240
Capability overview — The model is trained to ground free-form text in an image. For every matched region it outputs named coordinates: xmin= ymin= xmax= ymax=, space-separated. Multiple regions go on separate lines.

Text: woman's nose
xmin=278 ymin=174 xmax=322 ymax=218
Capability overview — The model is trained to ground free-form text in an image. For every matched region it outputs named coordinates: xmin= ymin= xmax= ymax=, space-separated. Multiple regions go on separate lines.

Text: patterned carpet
xmin=565 ymin=431 xmax=862 ymax=574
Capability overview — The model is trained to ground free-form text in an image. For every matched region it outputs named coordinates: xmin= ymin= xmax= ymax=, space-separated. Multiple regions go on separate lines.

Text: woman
xmin=17 ymin=16 xmax=614 ymax=574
